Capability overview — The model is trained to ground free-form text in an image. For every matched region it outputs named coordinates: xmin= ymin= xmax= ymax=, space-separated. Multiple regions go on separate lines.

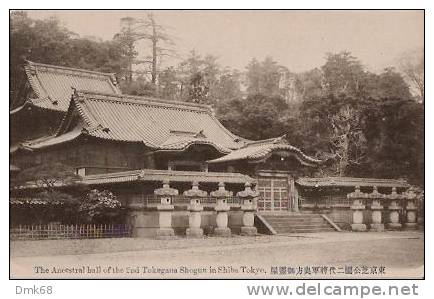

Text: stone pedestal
xmin=154 ymin=180 xmax=178 ymax=239
xmin=237 ymin=182 xmax=259 ymax=236
xmin=184 ymin=182 xmax=207 ymax=238
xmin=351 ymin=199 xmax=366 ymax=232
xmin=348 ymin=186 xmax=367 ymax=232
xmin=386 ymin=200 xmax=402 ymax=230
xmin=241 ymin=200 xmax=257 ymax=236
xmin=211 ymin=182 xmax=232 ymax=237
xmin=386 ymin=188 xmax=402 ymax=230
xmin=214 ymin=199 xmax=231 ymax=237
xmin=187 ymin=199 xmax=204 ymax=238
xmin=370 ymin=199 xmax=384 ymax=232
xmin=404 ymin=201 xmax=418 ymax=230
xmin=156 ymin=202 xmax=175 ymax=238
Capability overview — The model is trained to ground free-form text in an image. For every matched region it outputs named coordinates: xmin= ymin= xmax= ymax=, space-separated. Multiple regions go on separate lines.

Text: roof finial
xmin=71 ymin=86 xmax=77 ymax=95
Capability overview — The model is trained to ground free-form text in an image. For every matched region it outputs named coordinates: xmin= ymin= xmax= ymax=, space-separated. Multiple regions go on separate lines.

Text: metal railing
xmin=10 ymin=224 xmax=132 ymax=241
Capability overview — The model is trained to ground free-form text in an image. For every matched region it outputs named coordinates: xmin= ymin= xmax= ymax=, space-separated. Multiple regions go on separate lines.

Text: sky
xmin=25 ymin=10 xmax=424 ymax=73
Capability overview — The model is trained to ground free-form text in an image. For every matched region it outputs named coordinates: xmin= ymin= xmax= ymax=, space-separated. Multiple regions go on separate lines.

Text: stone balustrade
xmin=346 ymin=185 xmax=418 ymax=232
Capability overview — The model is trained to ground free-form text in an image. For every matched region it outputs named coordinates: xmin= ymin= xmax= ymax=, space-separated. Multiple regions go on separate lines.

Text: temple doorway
xmin=256 ymin=171 xmax=297 ymax=212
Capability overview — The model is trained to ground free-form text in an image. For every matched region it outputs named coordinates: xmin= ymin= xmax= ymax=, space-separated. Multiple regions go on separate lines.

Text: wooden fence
xmin=10 ymin=224 xmax=131 ymax=241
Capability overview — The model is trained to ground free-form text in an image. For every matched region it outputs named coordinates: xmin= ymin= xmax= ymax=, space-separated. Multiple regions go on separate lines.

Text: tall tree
xmin=398 ymin=48 xmax=424 ymax=102
xmin=117 ymin=14 xmax=176 ymax=84
xmin=300 ymin=95 xmax=369 ymax=176
xmin=245 ymin=56 xmax=282 ymax=96
xmin=362 ymin=98 xmax=424 ymax=185
xmin=176 ymin=51 xmax=221 ymax=104
xmin=113 ymin=17 xmax=141 ymax=84
xmin=217 ymin=94 xmax=290 ymax=140
xmin=209 ymin=67 xmax=242 ymax=103
xmin=294 ymin=68 xmax=324 ymax=101
xmin=370 ymin=67 xmax=413 ymax=100
xmin=321 ymin=51 xmax=370 ymax=98
xmin=158 ymin=66 xmax=183 ymax=101
xmin=144 ymin=13 xmax=176 ymax=85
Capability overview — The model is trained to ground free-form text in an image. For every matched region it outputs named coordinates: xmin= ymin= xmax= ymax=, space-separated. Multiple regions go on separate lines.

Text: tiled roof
xmin=22 ymin=61 xmax=121 ymax=112
xmin=22 ymin=90 xmax=245 ymax=153
xmin=296 ymin=177 xmax=409 ymax=188
xmin=208 ymin=136 xmax=323 ymax=166
xmin=10 ymin=165 xmax=20 ymax=172
xmin=82 ymin=169 xmax=255 ymax=185
xmin=20 ymin=128 xmax=82 ymax=150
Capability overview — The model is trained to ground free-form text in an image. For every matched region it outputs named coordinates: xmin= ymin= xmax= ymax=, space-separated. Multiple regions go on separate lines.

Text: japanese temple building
xmin=10 ymin=62 xmax=417 ymax=237
xmin=10 ymin=61 xmax=121 ymax=145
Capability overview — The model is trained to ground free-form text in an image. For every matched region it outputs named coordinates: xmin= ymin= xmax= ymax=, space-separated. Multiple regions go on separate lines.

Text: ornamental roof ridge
xmin=25 ymin=60 xmax=118 ymax=80
xmin=242 ymin=134 xmax=288 ymax=148
xmin=73 ymin=89 xmax=213 ymax=113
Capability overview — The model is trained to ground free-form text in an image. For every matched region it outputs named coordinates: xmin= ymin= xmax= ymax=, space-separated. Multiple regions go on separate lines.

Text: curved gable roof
xmin=70 ymin=91 xmax=245 ymax=151
xmin=24 ymin=61 xmax=121 ymax=112
xmin=208 ymin=135 xmax=323 ymax=166
xmin=22 ymin=90 xmax=246 ymax=153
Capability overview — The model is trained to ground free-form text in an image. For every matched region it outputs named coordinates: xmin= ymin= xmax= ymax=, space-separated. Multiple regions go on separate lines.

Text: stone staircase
xmin=259 ymin=213 xmax=337 ymax=234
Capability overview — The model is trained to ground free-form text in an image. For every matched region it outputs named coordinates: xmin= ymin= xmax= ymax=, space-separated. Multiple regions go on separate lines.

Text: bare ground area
xmin=10 ymin=231 xmax=424 ymax=279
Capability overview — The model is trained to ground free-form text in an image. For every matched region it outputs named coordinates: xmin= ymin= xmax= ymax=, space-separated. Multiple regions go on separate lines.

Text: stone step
xmin=266 ymin=218 xmax=326 ymax=223
xmin=270 ymin=224 xmax=331 ymax=230
xmin=276 ymin=227 xmax=335 ymax=234
xmin=260 ymin=213 xmax=336 ymax=234
xmin=264 ymin=220 xmax=326 ymax=225
xmin=270 ymin=223 xmax=332 ymax=228
xmin=264 ymin=215 xmax=325 ymax=220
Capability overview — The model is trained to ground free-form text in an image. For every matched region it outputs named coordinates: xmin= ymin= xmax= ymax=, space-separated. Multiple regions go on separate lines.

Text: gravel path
xmin=10 ymin=231 xmax=424 ymax=279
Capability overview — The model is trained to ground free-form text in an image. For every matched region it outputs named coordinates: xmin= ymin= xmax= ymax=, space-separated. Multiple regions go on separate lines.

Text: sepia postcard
xmin=9 ymin=9 xmax=424 ymax=282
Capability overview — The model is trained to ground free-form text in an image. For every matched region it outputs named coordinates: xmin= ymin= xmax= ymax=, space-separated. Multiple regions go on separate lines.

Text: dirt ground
xmin=10 ymin=231 xmax=424 ymax=279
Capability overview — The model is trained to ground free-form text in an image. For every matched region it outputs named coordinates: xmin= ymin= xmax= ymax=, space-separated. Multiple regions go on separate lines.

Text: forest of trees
xmin=10 ymin=11 xmax=424 ymax=185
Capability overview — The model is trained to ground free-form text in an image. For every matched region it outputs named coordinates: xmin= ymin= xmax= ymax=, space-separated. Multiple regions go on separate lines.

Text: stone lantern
xmin=369 ymin=186 xmax=385 ymax=232
xmin=348 ymin=186 xmax=367 ymax=231
xmin=237 ymin=182 xmax=259 ymax=236
xmin=404 ymin=188 xmax=418 ymax=229
xmin=386 ymin=187 xmax=402 ymax=230
xmin=183 ymin=181 xmax=207 ymax=238
xmin=154 ymin=180 xmax=178 ymax=238
xmin=210 ymin=182 xmax=232 ymax=237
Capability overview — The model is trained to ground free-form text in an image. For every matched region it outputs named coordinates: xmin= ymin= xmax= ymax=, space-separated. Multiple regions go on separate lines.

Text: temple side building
xmin=11 ymin=89 xmax=322 ymax=209
xmin=10 ymin=61 xmax=121 ymax=145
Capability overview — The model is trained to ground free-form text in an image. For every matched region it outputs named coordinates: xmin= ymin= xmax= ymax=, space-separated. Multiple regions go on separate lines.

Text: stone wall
xmin=128 ymin=210 xmax=244 ymax=238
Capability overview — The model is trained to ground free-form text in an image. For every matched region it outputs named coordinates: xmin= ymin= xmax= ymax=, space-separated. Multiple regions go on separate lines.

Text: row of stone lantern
xmin=153 ymin=180 xmax=259 ymax=239
xmin=348 ymin=186 xmax=418 ymax=232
